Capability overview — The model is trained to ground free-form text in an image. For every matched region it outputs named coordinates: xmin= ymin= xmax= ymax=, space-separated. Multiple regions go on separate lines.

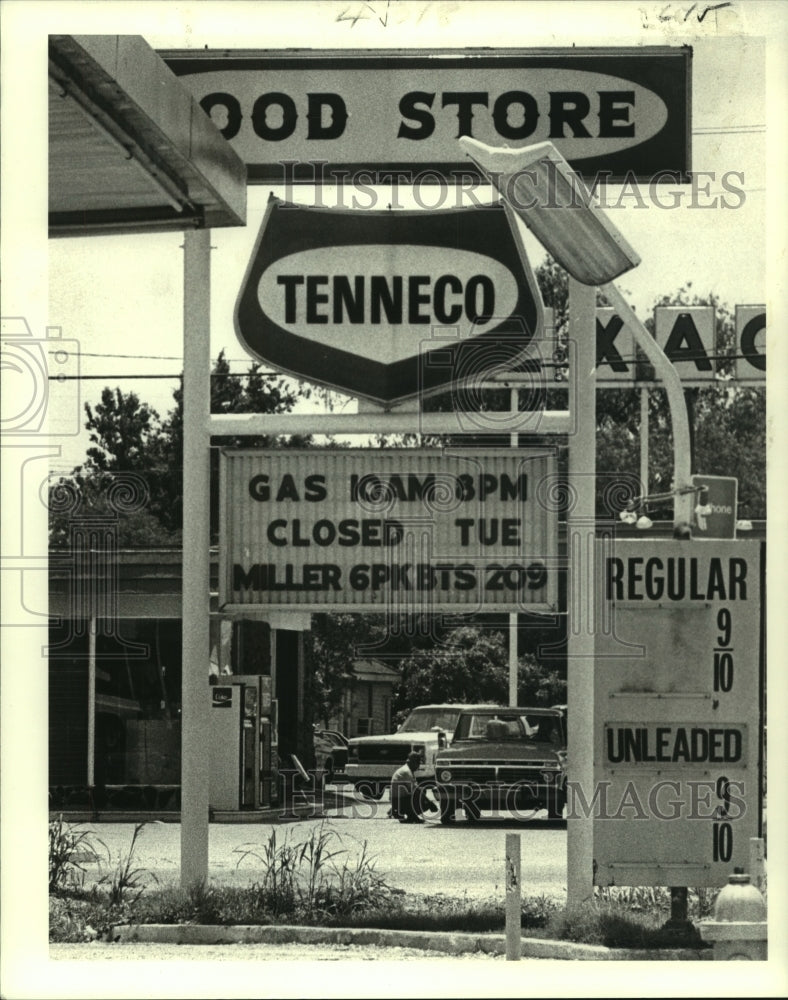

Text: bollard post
xmin=505 ymin=833 xmax=521 ymax=961
xmin=749 ymin=838 xmax=766 ymax=894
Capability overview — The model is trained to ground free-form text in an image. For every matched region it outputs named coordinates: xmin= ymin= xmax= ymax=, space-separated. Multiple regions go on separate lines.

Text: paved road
xmin=73 ymin=787 xmax=568 ymax=902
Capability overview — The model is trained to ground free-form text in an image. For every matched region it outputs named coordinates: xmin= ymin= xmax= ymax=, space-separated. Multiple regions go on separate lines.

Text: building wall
xmin=346 ymin=679 xmax=395 ymax=737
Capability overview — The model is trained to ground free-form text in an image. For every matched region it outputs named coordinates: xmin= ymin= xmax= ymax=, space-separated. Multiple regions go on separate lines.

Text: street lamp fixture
xmin=459 ymin=138 xmax=640 ymax=285
xmin=459 ymin=136 xmax=693 ymax=524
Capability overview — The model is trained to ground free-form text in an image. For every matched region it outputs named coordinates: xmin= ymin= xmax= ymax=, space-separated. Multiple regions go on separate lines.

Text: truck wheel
xmin=463 ymin=802 xmax=482 ymax=822
xmin=439 ymin=796 xmax=457 ymax=824
xmin=546 ymin=792 xmax=566 ymax=820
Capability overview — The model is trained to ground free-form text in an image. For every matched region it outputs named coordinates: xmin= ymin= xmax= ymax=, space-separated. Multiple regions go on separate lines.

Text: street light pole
xmin=458 ymin=136 xmax=696 ymax=909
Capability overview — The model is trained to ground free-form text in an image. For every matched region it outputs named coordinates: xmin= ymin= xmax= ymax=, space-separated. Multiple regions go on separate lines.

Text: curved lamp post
xmin=458 ymin=137 xmax=693 ymax=523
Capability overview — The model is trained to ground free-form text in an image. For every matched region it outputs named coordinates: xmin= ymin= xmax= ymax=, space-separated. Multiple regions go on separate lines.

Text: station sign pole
xmin=566 ymin=276 xmax=597 ymax=910
xmin=181 ymin=227 xmax=212 ymax=888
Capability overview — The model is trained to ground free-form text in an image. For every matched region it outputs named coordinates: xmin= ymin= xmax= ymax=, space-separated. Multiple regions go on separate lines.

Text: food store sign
xmin=162 ymin=48 xmax=691 ymax=183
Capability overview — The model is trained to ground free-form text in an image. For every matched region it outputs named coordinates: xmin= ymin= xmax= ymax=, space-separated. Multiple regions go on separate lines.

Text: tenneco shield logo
xmin=235 ymin=198 xmax=543 ymax=405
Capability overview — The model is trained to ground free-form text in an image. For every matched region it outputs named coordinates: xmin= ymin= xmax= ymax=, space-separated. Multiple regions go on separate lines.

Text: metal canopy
xmin=48 ymin=35 xmax=247 ymax=236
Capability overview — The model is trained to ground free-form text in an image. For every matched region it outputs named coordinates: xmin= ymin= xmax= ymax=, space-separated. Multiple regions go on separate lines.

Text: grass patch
xmin=547 ymin=904 xmax=705 ymax=950
xmin=51 ymin=883 xmax=707 ymax=949
xmin=49 ymin=817 xmax=716 ymax=950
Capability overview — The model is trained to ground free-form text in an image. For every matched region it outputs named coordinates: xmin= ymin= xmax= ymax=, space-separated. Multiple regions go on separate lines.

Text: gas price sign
xmin=220 ymin=449 xmax=558 ymax=613
xmin=589 ymin=540 xmax=764 ymax=887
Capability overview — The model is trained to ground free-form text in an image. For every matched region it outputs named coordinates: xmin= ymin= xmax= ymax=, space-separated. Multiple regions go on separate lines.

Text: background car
xmin=434 ymin=706 xmax=567 ymax=822
xmin=313 ymin=728 xmax=349 ymax=784
xmin=344 ymin=703 xmax=500 ymax=799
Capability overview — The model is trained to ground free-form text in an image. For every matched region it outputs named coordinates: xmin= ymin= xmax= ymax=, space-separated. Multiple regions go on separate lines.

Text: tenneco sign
xmin=235 ymin=198 xmax=542 ymax=405
xmin=161 ymin=48 xmax=691 ymax=183
xmin=591 ymin=540 xmax=763 ymax=888
xmin=219 ymin=449 xmax=558 ymax=613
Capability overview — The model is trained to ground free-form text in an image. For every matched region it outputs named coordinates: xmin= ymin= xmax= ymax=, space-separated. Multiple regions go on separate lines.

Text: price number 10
xmin=713 ymin=608 xmax=734 ymax=693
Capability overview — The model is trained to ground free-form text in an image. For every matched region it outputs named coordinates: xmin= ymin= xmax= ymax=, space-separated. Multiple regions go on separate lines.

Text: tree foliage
xmin=533 ymin=265 xmax=766 ymax=520
xmin=394 ymin=625 xmax=566 ymax=715
xmin=305 ymin=615 xmax=567 ymax=727
xmin=49 ymin=352 xmax=312 ymax=546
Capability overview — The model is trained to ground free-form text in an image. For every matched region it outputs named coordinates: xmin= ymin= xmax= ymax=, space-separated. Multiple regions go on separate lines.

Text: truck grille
xmin=439 ymin=765 xmax=557 ymax=785
xmin=439 ymin=766 xmax=497 ymax=784
xmin=498 ymin=765 xmax=555 ymax=783
xmin=355 ymin=744 xmax=412 ymax=765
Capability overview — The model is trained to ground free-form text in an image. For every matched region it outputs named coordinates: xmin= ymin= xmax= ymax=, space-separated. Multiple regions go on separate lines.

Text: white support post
xmin=180 ymin=227 xmax=212 ymax=889
xmin=509 ymin=387 xmax=518 ymax=707
xmin=87 ymin=616 xmax=96 ymax=788
xmin=566 ymin=277 xmax=597 ymax=911
xmin=640 ymin=386 xmax=649 ymax=498
xmin=505 ymin=833 xmax=522 ymax=961
xmin=508 ymin=614 xmax=518 ymax=707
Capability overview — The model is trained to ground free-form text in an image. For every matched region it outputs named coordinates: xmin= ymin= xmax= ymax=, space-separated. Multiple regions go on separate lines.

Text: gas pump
xmin=208 ymin=675 xmax=278 ymax=812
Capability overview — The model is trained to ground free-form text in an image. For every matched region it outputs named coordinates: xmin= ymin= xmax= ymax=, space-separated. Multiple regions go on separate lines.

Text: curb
xmin=113 ymin=923 xmax=712 ymax=961
xmin=48 ymin=807 xmax=324 ymax=825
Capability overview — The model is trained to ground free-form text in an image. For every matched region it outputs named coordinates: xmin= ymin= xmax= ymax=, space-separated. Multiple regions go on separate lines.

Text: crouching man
xmin=390 ymin=751 xmax=437 ymax=823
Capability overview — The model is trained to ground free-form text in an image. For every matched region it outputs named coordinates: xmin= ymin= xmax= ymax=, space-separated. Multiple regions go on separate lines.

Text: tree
xmin=83 ymin=387 xmax=162 ymax=473
xmin=162 ymin=349 xmax=314 ymax=537
xmin=394 ymin=625 xmax=566 ymax=716
xmin=49 ymin=387 xmax=179 ymax=547
xmin=305 ymin=613 xmax=416 ymax=725
xmin=48 ymin=352 xmax=314 ymax=545
xmin=531 ymin=262 xmax=766 ymax=521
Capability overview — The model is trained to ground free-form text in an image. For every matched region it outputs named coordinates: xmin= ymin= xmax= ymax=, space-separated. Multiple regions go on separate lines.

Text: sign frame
xmin=160 ymin=46 xmax=692 ymax=184
xmin=219 ymin=446 xmax=560 ymax=614
xmin=590 ymin=539 xmax=764 ymax=888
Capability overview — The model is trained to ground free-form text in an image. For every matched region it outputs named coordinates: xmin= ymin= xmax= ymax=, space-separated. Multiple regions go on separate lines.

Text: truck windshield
xmin=455 ymin=713 xmax=564 ymax=744
xmin=398 ymin=709 xmax=460 ymax=733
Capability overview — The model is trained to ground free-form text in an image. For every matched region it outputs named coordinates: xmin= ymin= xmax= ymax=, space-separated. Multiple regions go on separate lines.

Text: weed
xmin=595 ymin=885 xmax=671 ymax=913
xmin=234 ymin=822 xmax=394 ymax=921
xmin=297 ymin=824 xmax=346 ymax=918
xmin=320 ymin=837 xmax=393 ymax=919
xmin=688 ymin=886 xmax=720 ymax=919
xmin=521 ymin=893 xmax=560 ymax=929
xmin=97 ymin=822 xmax=157 ymax=906
xmin=235 ymin=827 xmax=299 ymax=916
xmin=547 ymin=896 xmax=707 ymax=950
xmin=48 ymin=815 xmax=104 ymax=892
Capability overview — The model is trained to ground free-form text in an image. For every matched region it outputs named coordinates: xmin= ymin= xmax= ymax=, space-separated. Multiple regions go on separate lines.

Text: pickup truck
xmin=434 ymin=705 xmax=568 ymax=822
xmin=344 ymin=703 xmax=501 ymax=799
